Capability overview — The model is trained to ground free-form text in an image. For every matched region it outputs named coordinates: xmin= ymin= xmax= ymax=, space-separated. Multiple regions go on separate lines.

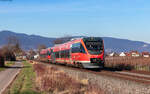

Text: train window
xmin=84 ymin=39 xmax=103 ymax=55
xmin=51 ymin=49 xmax=53 ymax=53
xmin=47 ymin=51 xmax=51 ymax=56
xmin=80 ymin=44 xmax=86 ymax=53
xmin=61 ymin=50 xmax=65 ymax=58
xmin=72 ymin=42 xmax=80 ymax=48
xmin=65 ymin=50 xmax=70 ymax=58
xmin=55 ymin=52 xmax=60 ymax=58
xmin=59 ymin=50 xmax=70 ymax=58
xmin=72 ymin=43 xmax=80 ymax=53
xmin=40 ymin=54 xmax=47 ymax=58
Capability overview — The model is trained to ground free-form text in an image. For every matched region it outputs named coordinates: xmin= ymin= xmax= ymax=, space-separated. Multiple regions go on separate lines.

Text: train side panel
xmin=40 ymin=37 xmax=105 ymax=69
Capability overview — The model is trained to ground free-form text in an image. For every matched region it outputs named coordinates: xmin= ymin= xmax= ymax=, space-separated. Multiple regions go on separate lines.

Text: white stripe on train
xmin=55 ymin=59 xmax=90 ymax=63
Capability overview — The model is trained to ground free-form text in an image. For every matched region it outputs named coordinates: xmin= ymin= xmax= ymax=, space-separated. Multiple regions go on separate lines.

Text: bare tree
xmin=6 ymin=36 xmax=22 ymax=55
xmin=1 ymin=46 xmax=16 ymax=61
xmin=0 ymin=36 xmax=22 ymax=61
xmin=37 ymin=44 xmax=46 ymax=53
xmin=27 ymin=49 xmax=36 ymax=60
xmin=7 ymin=36 xmax=19 ymax=46
xmin=0 ymin=49 xmax=4 ymax=67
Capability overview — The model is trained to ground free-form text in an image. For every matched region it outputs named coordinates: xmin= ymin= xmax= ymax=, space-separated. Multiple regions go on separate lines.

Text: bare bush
xmin=27 ymin=49 xmax=36 ymax=60
xmin=105 ymin=56 xmax=150 ymax=71
xmin=0 ymin=36 xmax=23 ymax=61
xmin=85 ymin=84 xmax=105 ymax=94
xmin=37 ymin=44 xmax=46 ymax=54
xmin=1 ymin=46 xmax=16 ymax=61
xmin=33 ymin=63 xmax=105 ymax=94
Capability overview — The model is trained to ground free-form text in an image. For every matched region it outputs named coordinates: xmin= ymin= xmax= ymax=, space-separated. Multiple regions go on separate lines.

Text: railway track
xmin=33 ymin=60 xmax=150 ymax=85
xmin=100 ymin=71 xmax=150 ymax=84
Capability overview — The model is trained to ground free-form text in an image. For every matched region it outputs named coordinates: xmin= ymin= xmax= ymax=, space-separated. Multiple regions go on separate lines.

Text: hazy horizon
xmin=1 ymin=30 xmax=150 ymax=45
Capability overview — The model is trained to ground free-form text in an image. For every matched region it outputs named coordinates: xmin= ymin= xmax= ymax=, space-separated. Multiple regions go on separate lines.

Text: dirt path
xmin=0 ymin=61 xmax=22 ymax=94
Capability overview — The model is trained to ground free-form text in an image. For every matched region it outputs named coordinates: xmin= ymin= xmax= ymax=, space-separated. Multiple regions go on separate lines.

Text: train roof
xmin=83 ymin=37 xmax=103 ymax=41
xmin=54 ymin=38 xmax=82 ymax=46
xmin=43 ymin=37 xmax=103 ymax=52
xmin=53 ymin=37 xmax=103 ymax=46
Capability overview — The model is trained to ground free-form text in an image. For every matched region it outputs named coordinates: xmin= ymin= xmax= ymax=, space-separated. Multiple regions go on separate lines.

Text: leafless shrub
xmin=27 ymin=49 xmax=36 ymax=60
xmin=105 ymin=56 xmax=150 ymax=71
xmin=0 ymin=36 xmax=23 ymax=61
xmin=37 ymin=44 xmax=46 ymax=54
xmin=85 ymin=84 xmax=105 ymax=94
xmin=33 ymin=63 xmax=47 ymax=76
xmin=33 ymin=63 xmax=105 ymax=94
xmin=1 ymin=46 xmax=16 ymax=61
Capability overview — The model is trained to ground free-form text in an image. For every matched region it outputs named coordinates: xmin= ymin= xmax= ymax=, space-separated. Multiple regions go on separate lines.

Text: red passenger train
xmin=39 ymin=37 xmax=105 ymax=69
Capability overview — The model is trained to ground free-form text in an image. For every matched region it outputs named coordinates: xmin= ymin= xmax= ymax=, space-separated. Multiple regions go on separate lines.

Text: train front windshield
xmin=83 ymin=37 xmax=103 ymax=55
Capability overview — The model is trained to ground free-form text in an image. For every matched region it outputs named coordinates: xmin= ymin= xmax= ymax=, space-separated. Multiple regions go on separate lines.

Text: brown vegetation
xmin=37 ymin=44 xmax=46 ymax=54
xmin=33 ymin=63 xmax=104 ymax=94
xmin=27 ymin=49 xmax=36 ymax=60
xmin=0 ymin=36 xmax=24 ymax=67
xmin=105 ymin=56 xmax=150 ymax=71
xmin=1 ymin=46 xmax=16 ymax=61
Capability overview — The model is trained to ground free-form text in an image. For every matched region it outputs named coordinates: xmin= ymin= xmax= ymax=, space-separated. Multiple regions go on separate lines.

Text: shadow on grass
xmin=4 ymin=65 xmax=31 ymax=69
xmin=20 ymin=90 xmax=40 ymax=94
xmin=103 ymin=64 xmax=134 ymax=72
xmin=87 ymin=64 xmax=134 ymax=72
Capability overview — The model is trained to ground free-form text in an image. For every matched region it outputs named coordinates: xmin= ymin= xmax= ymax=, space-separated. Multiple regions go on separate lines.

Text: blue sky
xmin=0 ymin=0 xmax=150 ymax=43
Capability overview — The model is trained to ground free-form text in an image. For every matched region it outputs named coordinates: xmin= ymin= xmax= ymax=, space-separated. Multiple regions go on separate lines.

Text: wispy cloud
xmin=0 ymin=1 xmax=97 ymax=14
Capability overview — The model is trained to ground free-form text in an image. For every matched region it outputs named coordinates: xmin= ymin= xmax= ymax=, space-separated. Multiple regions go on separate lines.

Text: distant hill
xmin=0 ymin=30 xmax=55 ymax=50
xmin=103 ymin=37 xmax=150 ymax=53
xmin=0 ymin=30 xmax=150 ymax=52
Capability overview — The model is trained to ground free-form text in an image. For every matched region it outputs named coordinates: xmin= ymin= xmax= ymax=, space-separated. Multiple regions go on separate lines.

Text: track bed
xmin=33 ymin=61 xmax=150 ymax=94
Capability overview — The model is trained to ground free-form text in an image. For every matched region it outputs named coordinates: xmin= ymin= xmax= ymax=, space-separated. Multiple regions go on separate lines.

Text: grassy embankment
xmin=6 ymin=61 xmax=39 ymax=94
xmin=0 ymin=61 xmax=15 ymax=72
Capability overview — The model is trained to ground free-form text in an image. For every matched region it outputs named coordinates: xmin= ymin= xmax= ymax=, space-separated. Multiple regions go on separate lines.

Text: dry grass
xmin=105 ymin=56 xmax=150 ymax=71
xmin=33 ymin=63 xmax=105 ymax=94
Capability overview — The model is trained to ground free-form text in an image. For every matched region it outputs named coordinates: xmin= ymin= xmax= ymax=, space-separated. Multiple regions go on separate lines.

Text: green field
xmin=0 ymin=67 xmax=5 ymax=72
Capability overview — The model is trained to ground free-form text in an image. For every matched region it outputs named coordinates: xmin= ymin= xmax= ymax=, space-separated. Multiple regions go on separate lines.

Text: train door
xmin=71 ymin=43 xmax=80 ymax=65
xmin=47 ymin=50 xmax=51 ymax=63
xmin=69 ymin=45 xmax=73 ymax=64
xmin=51 ymin=49 xmax=56 ymax=63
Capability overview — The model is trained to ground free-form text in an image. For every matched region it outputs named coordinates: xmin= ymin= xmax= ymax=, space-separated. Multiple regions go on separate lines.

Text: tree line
xmin=0 ymin=36 xmax=22 ymax=67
